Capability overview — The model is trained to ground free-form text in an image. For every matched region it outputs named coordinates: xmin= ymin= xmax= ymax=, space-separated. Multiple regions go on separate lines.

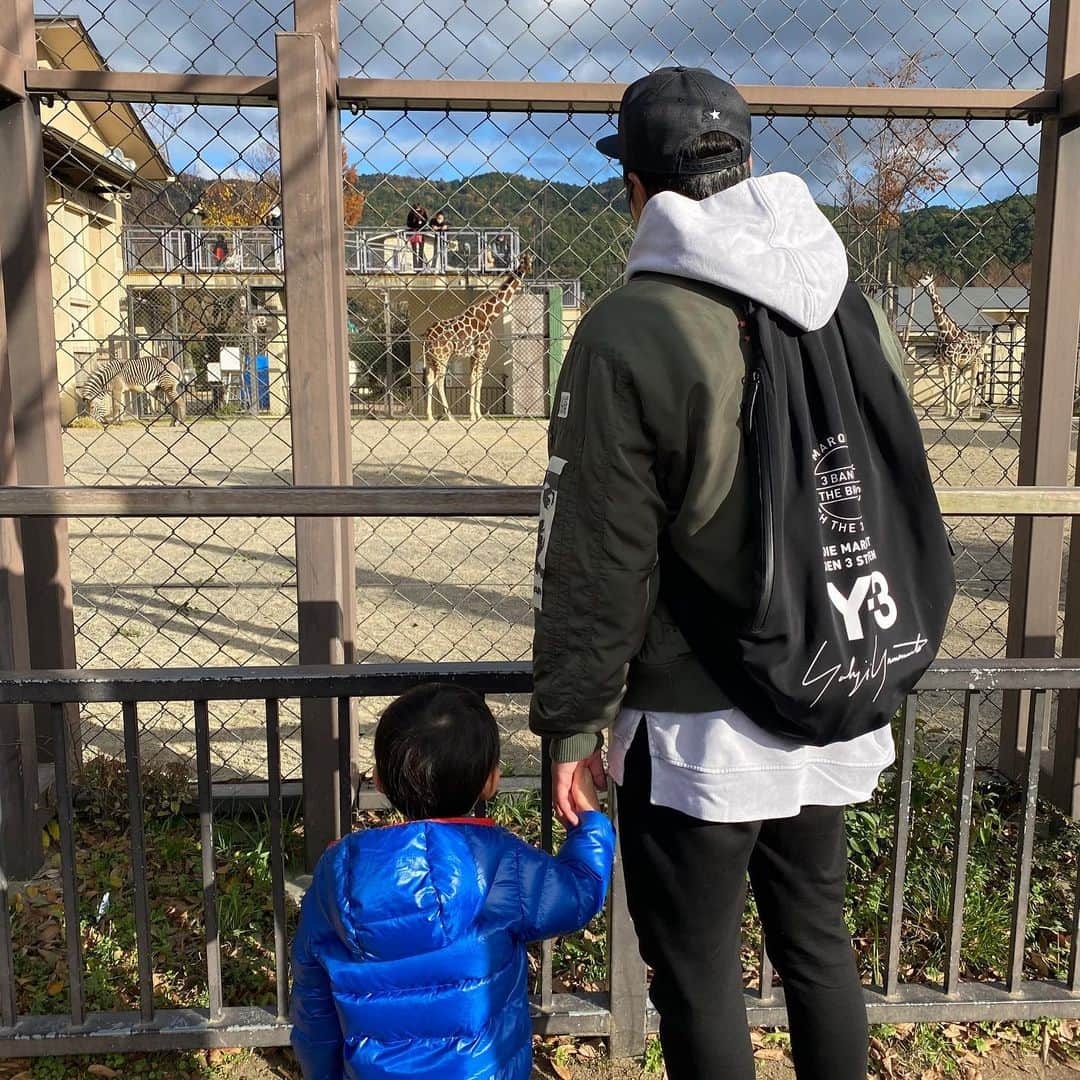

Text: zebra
xmin=78 ymin=356 xmax=186 ymax=426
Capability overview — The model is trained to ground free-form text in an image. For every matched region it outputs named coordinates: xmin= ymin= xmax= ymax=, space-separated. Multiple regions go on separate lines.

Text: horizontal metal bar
xmin=0 ymin=661 xmax=534 ymax=704
xmin=0 ymin=485 xmax=539 ymax=518
xmin=7 ymin=980 xmax=1080 ymax=1057
xmin=1 ymin=485 xmax=1080 ymax=519
xmin=4 ymin=658 xmax=1080 ymax=705
xmin=16 ymin=657 xmax=1080 ymax=705
xmin=22 ymin=69 xmax=1057 ymax=118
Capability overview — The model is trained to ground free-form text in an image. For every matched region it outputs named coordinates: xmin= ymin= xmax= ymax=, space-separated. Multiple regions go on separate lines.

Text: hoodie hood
xmin=325 ymin=821 xmax=487 ymax=961
xmin=625 ymin=172 xmax=848 ymax=332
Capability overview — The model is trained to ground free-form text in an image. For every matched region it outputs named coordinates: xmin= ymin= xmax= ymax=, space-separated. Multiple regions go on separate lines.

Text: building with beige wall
xmin=36 ymin=17 xmax=171 ymax=423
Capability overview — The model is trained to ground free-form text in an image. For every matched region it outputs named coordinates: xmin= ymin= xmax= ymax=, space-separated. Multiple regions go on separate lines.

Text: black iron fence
xmin=2 ymin=659 xmax=1080 ymax=1058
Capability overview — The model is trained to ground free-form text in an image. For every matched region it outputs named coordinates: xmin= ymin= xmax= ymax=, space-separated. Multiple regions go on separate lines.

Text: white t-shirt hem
xmin=609 ymin=707 xmax=895 ymax=824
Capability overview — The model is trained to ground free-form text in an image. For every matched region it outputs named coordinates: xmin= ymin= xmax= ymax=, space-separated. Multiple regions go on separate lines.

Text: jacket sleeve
xmin=529 ymin=338 xmax=668 ymax=762
xmin=864 ymin=295 xmax=910 ymax=392
xmin=511 ymin=810 xmax=616 ymax=942
xmin=290 ymin=854 xmax=345 ymax=1080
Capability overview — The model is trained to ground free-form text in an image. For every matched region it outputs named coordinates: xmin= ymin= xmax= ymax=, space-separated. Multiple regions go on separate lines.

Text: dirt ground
xmin=61 ymin=414 xmax=1028 ymax=781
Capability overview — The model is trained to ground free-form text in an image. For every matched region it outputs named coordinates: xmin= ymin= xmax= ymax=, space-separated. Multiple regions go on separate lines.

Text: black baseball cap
xmin=597 ymin=67 xmax=751 ymax=175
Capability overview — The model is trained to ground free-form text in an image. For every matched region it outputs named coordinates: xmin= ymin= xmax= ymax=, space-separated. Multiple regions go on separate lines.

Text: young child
xmin=290 ymin=683 xmax=615 ymax=1079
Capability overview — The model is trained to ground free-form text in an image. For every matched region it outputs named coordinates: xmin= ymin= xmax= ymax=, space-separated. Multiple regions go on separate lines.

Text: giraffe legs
xmin=469 ymin=338 xmax=491 ymax=422
xmin=424 ymin=363 xmax=435 ymax=422
xmin=436 ymin=372 xmax=453 ymax=421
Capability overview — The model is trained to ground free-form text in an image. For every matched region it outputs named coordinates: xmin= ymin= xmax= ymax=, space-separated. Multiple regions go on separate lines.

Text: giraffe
xmin=422 ymin=253 xmax=533 ymax=421
xmin=917 ymin=275 xmax=985 ymax=419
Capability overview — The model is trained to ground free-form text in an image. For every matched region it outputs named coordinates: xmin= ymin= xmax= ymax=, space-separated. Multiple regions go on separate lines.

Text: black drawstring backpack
xmin=666 ymin=284 xmax=955 ymax=746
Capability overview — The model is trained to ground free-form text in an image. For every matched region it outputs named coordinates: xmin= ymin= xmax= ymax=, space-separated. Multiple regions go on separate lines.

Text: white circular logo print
xmin=814 ymin=441 xmax=863 ymax=525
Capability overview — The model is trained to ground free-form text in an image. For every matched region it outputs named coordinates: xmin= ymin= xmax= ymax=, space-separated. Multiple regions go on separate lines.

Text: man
xmin=530 ymin=68 xmax=913 ymax=1079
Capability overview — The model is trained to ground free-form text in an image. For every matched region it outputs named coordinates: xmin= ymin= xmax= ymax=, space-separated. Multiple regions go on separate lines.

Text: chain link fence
xmin=30 ymin=0 xmax=1061 ymax=778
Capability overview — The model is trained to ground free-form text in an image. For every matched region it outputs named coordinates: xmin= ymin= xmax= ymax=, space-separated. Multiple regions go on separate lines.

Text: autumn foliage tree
xmin=200 ymin=141 xmax=366 ymax=227
xmin=829 ymin=52 xmax=958 ymax=299
xmin=342 ymin=148 xmax=366 ymax=226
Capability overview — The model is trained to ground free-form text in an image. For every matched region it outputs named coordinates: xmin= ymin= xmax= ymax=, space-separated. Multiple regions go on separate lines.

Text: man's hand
xmin=552 ymin=750 xmax=607 ymax=827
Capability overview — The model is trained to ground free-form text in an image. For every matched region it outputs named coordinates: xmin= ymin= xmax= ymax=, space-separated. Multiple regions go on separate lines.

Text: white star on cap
xmin=709 ymin=110 xmax=722 ymax=119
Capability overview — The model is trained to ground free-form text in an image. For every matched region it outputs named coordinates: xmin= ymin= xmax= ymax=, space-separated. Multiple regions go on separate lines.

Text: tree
xmin=828 ymin=52 xmax=959 ymax=304
xmin=199 ymin=141 xmax=366 ymax=228
xmin=342 ymin=148 xmax=366 ymax=226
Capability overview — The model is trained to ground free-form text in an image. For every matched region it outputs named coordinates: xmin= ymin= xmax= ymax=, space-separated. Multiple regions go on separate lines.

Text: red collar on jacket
xmin=426 ymin=817 xmax=496 ymax=826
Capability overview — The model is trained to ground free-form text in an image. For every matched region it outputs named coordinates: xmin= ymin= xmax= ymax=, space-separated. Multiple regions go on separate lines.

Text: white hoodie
xmin=626 ymin=172 xmax=850 ymax=331
xmin=608 ymin=172 xmax=896 ymax=823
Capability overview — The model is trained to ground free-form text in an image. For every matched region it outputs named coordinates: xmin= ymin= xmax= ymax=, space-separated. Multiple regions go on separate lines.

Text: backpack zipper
xmin=746 ymin=367 xmax=775 ymax=632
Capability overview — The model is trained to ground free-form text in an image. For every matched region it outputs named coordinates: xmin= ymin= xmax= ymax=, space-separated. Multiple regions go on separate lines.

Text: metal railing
xmin=1 ymin=658 xmax=1080 ymax=1056
xmin=123 ymin=226 xmax=523 ymax=277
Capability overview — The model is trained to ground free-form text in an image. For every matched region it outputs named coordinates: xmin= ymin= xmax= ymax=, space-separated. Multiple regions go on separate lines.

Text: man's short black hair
xmin=374 ymin=683 xmax=500 ymax=820
xmin=627 ymin=131 xmax=751 ymax=202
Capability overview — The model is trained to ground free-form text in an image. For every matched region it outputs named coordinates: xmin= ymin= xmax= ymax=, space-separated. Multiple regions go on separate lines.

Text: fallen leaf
xmin=87 ymin=1066 xmax=119 ymax=1078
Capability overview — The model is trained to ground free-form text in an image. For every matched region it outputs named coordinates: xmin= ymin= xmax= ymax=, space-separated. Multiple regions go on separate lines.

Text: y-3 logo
xmin=827 ymin=572 xmax=897 ymax=642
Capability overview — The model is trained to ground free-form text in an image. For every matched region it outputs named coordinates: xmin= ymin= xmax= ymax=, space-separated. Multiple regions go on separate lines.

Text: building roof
xmin=894 ymin=286 xmax=1029 ymax=335
xmin=35 ymin=15 xmax=171 ymax=183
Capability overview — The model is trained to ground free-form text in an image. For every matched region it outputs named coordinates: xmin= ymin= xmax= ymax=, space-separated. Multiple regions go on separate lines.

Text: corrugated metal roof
xmin=894 ymin=287 xmax=1029 ymax=334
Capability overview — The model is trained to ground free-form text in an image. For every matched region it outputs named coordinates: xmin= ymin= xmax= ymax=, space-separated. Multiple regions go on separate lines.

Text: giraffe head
xmin=916 ymin=274 xmax=937 ymax=290
xmin=516 ymin=252 xmax=533 ymax=278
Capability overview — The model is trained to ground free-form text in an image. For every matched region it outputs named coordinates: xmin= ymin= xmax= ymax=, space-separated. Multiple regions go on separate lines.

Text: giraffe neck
xmin=471 ymin=272 xmax=522 ymax=328
xmin=926 ymin=281 xmax=962 ymax=341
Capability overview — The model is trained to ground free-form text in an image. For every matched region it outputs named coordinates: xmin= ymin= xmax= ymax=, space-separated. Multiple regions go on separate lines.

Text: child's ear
xmin=480 ymin=765 xmax=500 ymax=801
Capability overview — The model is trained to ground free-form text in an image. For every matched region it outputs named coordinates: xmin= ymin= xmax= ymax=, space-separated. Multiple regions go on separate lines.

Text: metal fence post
xmin=1000 ymin=0 xmax=1080 ymax=784
xmin=0 ymin=0 xmax=79 ymax=769
xmin=0 ymin=232 xmax=42 ymax=881
xmin=1038 ymin=0 xmax=1080 ymax=812
xmin=607 ymin=786 xmax=648 ymax=1059
xmin=277 ymin=20 xmax=356 ymax=868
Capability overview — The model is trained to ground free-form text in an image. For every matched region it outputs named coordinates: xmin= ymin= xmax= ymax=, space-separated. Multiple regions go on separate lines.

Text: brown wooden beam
xmin=277 ymin=26 xmax=355 ymax=869
xmin=339 ymin=79 xmax=1058 ymax=119
xmin=0 ymin=230 xmax=41 ymax=880
xmin=1004 ymin=0 xmax=1080 ymax=795
xmin=1061 ymin=72 xmax=1080 ymax=124
xmin=25 ymin=69 xmax=279 ymax=105
xmin=0 ymin=484 xmax=1075 ymax=518
xmin=0 ymin=0 xmax=78 ymax=768
xmin=22 ymin=67 xmax=1058 ymax=119
xmin=0 ymin=43 xmax=23 ymax=103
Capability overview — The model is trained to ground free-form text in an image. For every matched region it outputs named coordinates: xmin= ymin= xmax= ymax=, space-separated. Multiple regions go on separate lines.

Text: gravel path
xmin=61 ymin=413 xmax=1029 ymax=780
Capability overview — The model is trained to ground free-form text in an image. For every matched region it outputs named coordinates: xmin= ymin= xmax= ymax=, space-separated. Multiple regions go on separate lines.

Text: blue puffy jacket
xmin=290 ymin=812 xmax=615 ymax=1079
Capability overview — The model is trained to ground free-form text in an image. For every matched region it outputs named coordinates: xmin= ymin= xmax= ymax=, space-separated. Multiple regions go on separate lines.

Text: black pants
xmin=616 ymin=729 xmax=869 ymax=1080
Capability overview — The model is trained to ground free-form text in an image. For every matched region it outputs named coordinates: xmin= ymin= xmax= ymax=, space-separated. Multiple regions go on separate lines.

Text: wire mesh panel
xmin=28 ymin=0 xmax=1062 ymax=784
xmin=42 ymin=97 xmax=302 ymax=776
xmin=339 ymin=0 xmax=1051 ymax=86
xmin=34 ymin=2 xmax=292 ymax=75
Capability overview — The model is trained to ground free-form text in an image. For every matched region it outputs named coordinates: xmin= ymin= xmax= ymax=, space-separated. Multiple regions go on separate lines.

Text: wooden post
xmin=277 ymin=15 xmax=356 ymax=869
xmin=1036 ymin=0 xmax=1080 ymax=812
xmin=0 ymin=1 xmax=78 ymax=767
xmin=0 ymin=231 xmax=43 ymax=880
xmin=1001 ymin=0 xmax=1080 ymax=783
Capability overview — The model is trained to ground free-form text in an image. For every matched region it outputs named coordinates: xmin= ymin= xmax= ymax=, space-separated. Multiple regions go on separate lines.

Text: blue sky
xmin=38 ymin=0 xmax=1046 ymax=206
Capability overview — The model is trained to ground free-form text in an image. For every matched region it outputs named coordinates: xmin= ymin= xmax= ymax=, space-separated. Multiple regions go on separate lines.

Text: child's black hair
xmin=374 ymin=683 xmax=500 ymax=820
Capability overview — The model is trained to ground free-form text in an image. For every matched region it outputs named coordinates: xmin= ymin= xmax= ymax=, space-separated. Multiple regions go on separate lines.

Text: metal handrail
xmin=122 ymin=225 xmax=523 ymax=275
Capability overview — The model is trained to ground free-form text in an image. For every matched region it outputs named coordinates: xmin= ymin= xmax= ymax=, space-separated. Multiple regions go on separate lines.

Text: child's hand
xmin=570 ymin=763 xmax=601 ymax=815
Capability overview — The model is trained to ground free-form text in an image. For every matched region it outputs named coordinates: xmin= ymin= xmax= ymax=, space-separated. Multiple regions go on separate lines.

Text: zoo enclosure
xmin=1 ymin=0 xmax=1080 ymax=1059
